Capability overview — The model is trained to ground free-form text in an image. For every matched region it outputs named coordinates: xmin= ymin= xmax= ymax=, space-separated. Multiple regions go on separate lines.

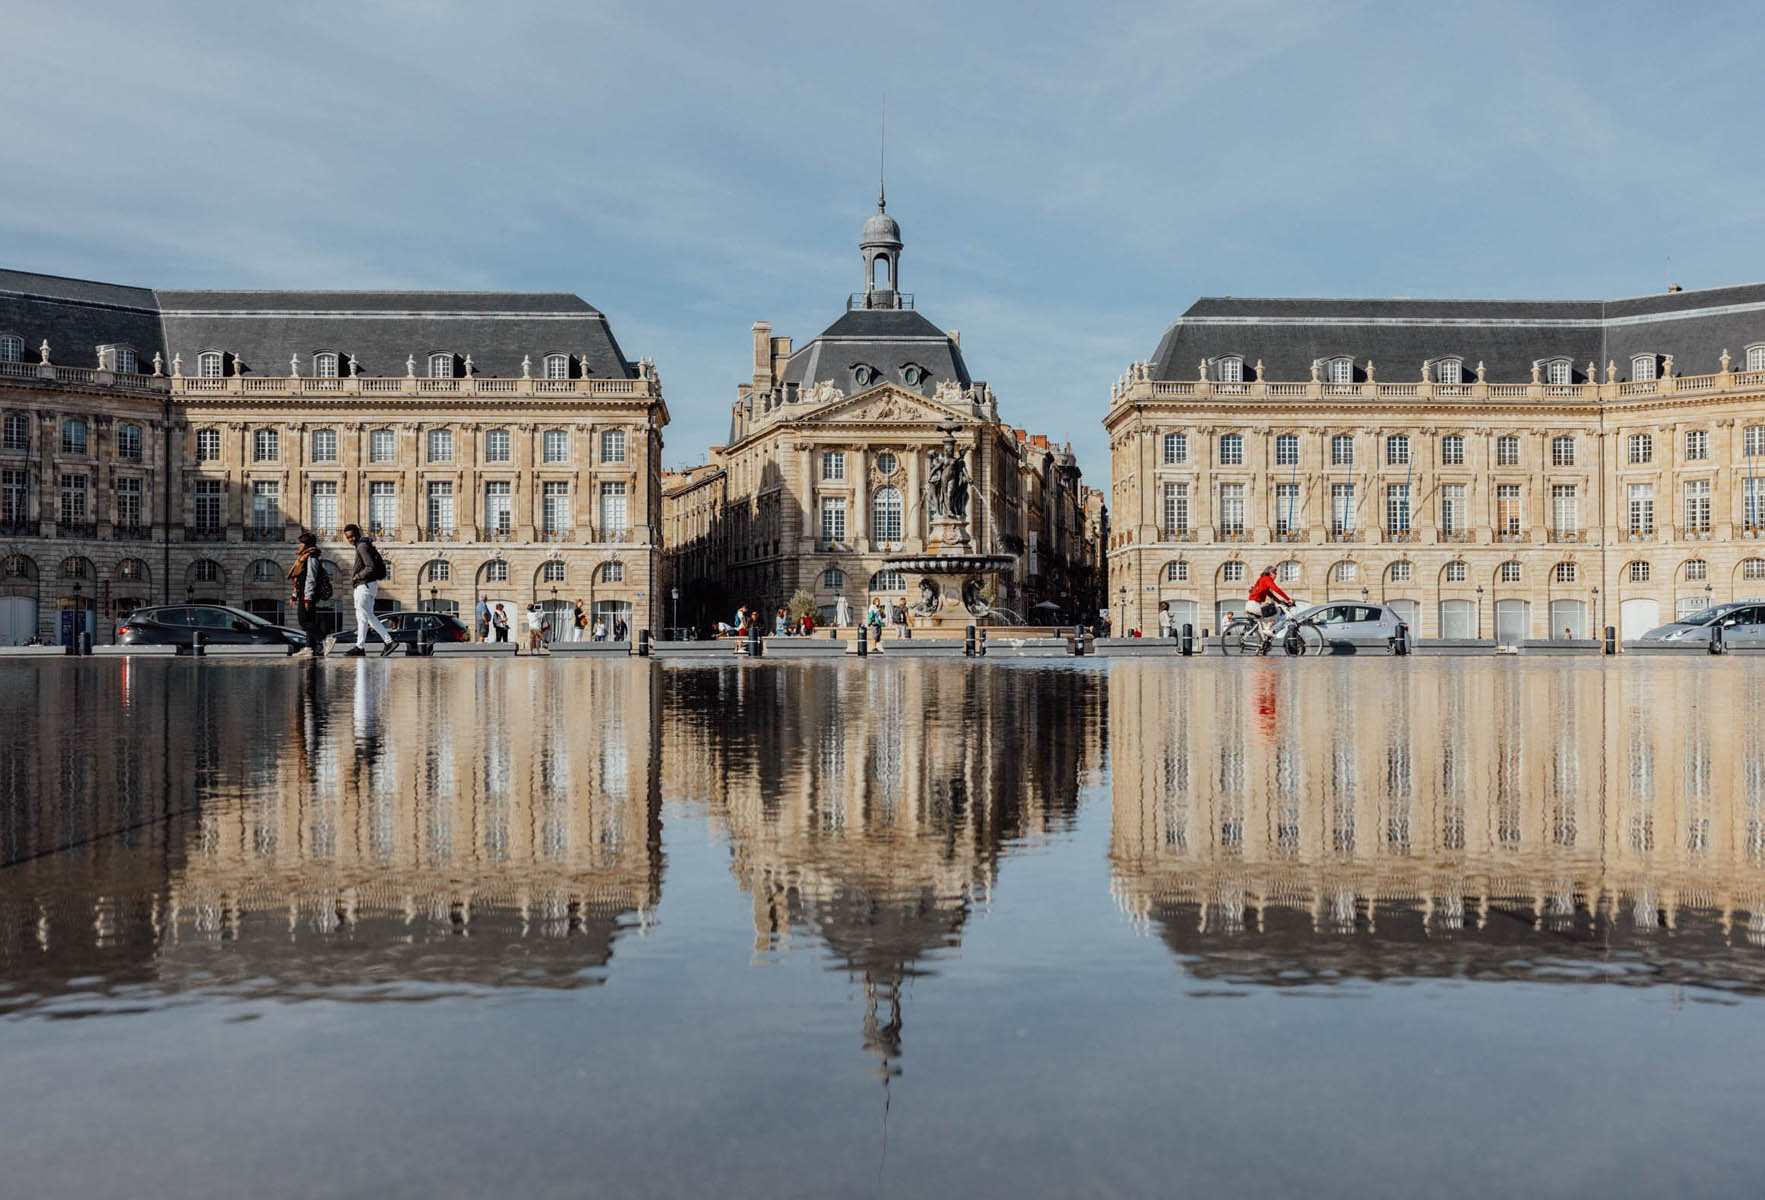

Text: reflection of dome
xmin=861 ymin=207 xmax=901 ymax=248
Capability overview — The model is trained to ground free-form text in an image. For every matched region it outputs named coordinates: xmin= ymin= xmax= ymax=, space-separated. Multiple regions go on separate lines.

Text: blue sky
xmin=8 ymin=0 xmax=1765 ymax=478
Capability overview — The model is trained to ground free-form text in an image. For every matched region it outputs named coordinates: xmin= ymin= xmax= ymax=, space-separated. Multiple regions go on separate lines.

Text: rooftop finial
xmin=878 ymin=95 xmax=886 ymax=212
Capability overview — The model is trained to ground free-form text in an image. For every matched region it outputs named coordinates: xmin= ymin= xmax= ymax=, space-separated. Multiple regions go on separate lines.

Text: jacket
xmin=351 ymin=537 xmax=386 ymax=585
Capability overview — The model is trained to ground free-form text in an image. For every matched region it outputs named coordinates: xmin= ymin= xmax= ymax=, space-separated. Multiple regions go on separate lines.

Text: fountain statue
xmin=884 ymin=419 xmax=1015 ymax=627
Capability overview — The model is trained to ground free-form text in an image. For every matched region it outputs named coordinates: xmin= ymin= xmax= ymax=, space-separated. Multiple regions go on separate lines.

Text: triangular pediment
xmin=800 ymin=381 xmax=971 ymax=426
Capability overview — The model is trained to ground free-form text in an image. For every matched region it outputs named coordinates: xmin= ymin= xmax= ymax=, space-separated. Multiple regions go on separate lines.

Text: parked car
xmin=1277 ymin=601 xmax=1410 ymax=646
xmin=116 ymin=604 xmax=307 ymax=651
xmin=327 ymin=611 xmax=471 ymax=652
xmin=1639 ymin=602 xmax=1765 ymax=645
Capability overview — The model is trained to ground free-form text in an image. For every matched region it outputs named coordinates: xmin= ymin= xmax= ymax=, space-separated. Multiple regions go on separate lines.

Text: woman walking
xmin=287 ymin=532 xmax=328 ymax=656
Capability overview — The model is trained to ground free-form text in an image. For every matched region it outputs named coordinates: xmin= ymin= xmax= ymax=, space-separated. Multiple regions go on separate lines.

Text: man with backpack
xmin=288 ymin=531 xmax=331 ymax=656
xmin=342 ymin=523 xmax=396 ymax=656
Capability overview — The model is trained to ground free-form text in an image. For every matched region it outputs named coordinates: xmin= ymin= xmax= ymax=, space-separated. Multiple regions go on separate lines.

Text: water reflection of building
xmin=1109 ymin=661 xmax=1765 ymax=989
xmin=665 ymin=662 xmax=1102 ymax=1069
xmin=0 ymin=660 xmax=662 ymax=1010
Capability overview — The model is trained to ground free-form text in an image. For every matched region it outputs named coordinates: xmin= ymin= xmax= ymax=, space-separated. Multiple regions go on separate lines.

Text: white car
xmin=1277 ymin=601 xmax=1411 ymax=645
xmin=1639 ymin=603 xmax=1765 ymax=646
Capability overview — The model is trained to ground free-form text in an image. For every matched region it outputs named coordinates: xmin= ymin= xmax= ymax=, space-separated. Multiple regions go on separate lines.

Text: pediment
xmin=800 ymin=381 xmax=971 ymax=426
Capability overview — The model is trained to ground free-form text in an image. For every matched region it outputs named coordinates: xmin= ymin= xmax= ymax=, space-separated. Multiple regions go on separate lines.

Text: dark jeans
xmin=296 ymin=599 xmax=323 ymax=652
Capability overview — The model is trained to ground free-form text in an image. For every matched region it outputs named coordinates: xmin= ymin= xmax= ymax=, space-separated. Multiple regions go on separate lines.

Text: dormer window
xmin=313 ymin=351 xmax=340 ymax=378
xmin=0 ymin=335 xmax=21 ymax=363
xmin=1631 ymin=354 xmax=1658 ymax=381
xmin=1430 ymin=357 xmax=1463 ymax=385
xmin=1320 ymin=356 xmax=1354 ymax=384
xmin=544 ymin=354 xmax=570 ymax=380
xmin=428 ymin=352 xmax=456 ymax=379
xmin=1540 ymin=358 xmax=1573 ymax=385
xmin=852 ymin=364 xmax=880 ymax=387
xmin=198 ymin=351 xmax=224 ymax=378
xmin=1214 ymin=355 xmax=1244 ymax=384
xmin=98 ymin=344 xmax=137 ymax=373
xmin=901 ymin=363 xmax=926 ymax=386
xmin=1746 ymin=344 xmax=1765 ymax=372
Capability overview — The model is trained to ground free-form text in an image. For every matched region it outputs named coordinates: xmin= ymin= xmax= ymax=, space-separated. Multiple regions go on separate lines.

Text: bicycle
xmin=1220 ymin=603 xmax=1326 ymax=656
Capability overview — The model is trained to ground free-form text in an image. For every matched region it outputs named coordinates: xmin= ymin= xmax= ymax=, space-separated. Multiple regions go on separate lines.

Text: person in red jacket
xmin=1247 ymin=565 xmax=1294 ymax=649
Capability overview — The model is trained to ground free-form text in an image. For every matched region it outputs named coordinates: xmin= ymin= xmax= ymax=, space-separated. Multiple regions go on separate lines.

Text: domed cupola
xmin=859 ymin=190 xmax=904 ymax=309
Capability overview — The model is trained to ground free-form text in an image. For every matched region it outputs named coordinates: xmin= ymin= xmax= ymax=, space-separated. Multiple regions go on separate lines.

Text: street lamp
xmin=429 ymin=584 xmax=438 ymax=611
xmin=1475 ymin=584 xmax=1484 ymax=640
xmin=1591 ymin=586 xmax=1600 ymax=640
xmin=1118 ymin=585 xmax=1127 ymax=635
xmin=671 ymin=585 xmax=679 ymax=639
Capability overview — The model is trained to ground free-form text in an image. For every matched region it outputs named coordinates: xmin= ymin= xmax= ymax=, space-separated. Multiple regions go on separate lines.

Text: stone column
xmin=853 ymin=448 xmax=869 ymax=548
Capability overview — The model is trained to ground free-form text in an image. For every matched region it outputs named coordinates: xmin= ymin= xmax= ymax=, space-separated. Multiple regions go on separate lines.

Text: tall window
xmin=311 ymin=481 xmax=338 ymax=535
xmin=1433 ymin=434 xmax=1461 ymax=466
xmin=2 ymin=412 xmax=27 ymax=451
xmin=1326 ymin=358 xmax=1353 ymax=384
xmin=1217 ymin=484 xmax=1245 ymax=536
xmin=1385 ymin=484 xmax=1410 ymax=534
xmin=1496 ymin=435 xmax=1520 ymax=467
xmin=251 ymin=480 xmax=280 ymax=532
xmin=1748 ymin=346 xmax=1765 ymax=372
xmin=1551 ymin=484 xmax=1577 ymax=536
xmin=1631 ymin=354 xmax=1657 ymax=381
xmin=1330 ymin=435 xmax=1353 ymax=466
xmin=1215 ymin=356 xmax=1243 ymax=383
xmin=600 ymin=429 xmax=627 ymax=463
xmin=1496 ymin=484 xmax=1522 ymax=534
xmin=253 ymin=428 xmax=279 ymax=462
xmin=544 ymin=354 xmax=569 ymax=380
xmin=1545 ymin=360 xmax=1572 ymax=385
xmin=1329 ymin=483 xmax=1354 ymax=534
xmin=872 ymin=486 xmax=903 ymax=542
xmin=1386 ymin=435 xmax=1410 ymax=466
xmin=1440 ymin=484 xmax=1466 ymax=535
xmin=194 ymin=480 xmax=223 ymax=532
xmin=314 ymin=352 xmax=339 ymax=378
xmin=543 ymin=430 xmax=568 ymax=463
xmin=1747 ymin=476 xmax=1765 ymax=531
xmin=427 ymin=480 xmax=455 ymax=536
xmin=116 ymin=423 xmax=142 ymax=461
xmin=368 ymin=481 xmax=397 ymax=536
xmin=1746 ymin=426 xmax=1765 ymax=458
xmin=1162 ymin=433 xmax=1188 ymax=465
xmin=1551 ymin=436 xmax=1575 ymax=466
xmin=1628 ymin=433 xmax=1653 ymax=464
xmin=1218 ymin=434 xmax=1243 ymax=466
xmin=1685 ymin=429 xmax=1709 ymax=461
xmin=1684 ymin=479 xmax=1712 ymax=534
xmin=116 ymin=477 xmax=142 ymax=529
xmin=1433 ymin=359 xmax=1462 ymax=385
xmin=428 ymin=352 xmax=454 ymax=379
xmin=1 ymin=470 xmax=26 ymax=525
xmin=427 ymin=428 xmax=454 ymax=462
xmin=310 ymin=428 xmax=338 ymax=462
xmin=542 ymin=481 xmax=571 ymax=536
xmin=1162 ymin=483 xmax=1188 ymax=535
xmin=1274 ymin=482 xmax=1300 ymax=535
xmin=59 ymin=474 xmax=88 ymax=525
xmin=1274 ymin=434 xmax=1298 ymax=467
xmin=485 ymin=428 xmax=511 ymax=462
xmin=1628 ymin=483 xmax=1655 ymax=535
xmin=820 ymin=496 xmax=846 ymax=543
xmin=597 ymin=481 xmax=627 ymax=539
xmin=198 ymin=351 xmax=223 ymax=378
xmin=0 ymin=335 xmax=21 ymax=362
xmin=62 ymin=420 xmax=87 ymax=455
xmin=369 ymin=428 xmax=396 ymax=462
xmin=821 ymin=451 xmax=846 ymax=480
xmin=484 ymin=481 xmax=512 ymax=536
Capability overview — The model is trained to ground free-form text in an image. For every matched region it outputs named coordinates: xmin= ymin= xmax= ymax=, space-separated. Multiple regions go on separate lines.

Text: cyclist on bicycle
xmin=1247 ymin=565 xmax=1294 ymax=650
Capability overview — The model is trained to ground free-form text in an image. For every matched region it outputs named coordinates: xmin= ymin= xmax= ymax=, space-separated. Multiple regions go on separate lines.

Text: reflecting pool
xmin=3 ymin=657 xmax=1764 ymax=1197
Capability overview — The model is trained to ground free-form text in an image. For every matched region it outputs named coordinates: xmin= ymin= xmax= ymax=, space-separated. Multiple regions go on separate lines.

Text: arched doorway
xmin=1620 ymin=597 xmax=1660 ymax=642
xmin=0 ymin=554 xmax=39 ymax=644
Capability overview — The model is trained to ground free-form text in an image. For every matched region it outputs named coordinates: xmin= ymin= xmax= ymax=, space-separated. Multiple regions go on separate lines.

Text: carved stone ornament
xmin=290 ymin=354 xmax=301 ymax=377
xmin=1607 ymin=361 xmax=1618 ymax=383
xmin=171 ymin=352 xmax=182 ymax=377
xmin=934 ymin=378 xmax=965 ymax=406
xmin=151 ymin=352 xmax=163 ymax=376
xmin=38 ymin=340 xmax=50 ymax=365
xmin=909 ymin=576 xmax=940 ymax=616
xmin=804 ymin=380 xmax=842 ymax=407
xmin=1722 ymin=348 xmax=1733 ymax=373
xmin=407 ymin=355 xmax=417 ymax=378
xmin=1476 ymin=361 xmax=1487 ymax=383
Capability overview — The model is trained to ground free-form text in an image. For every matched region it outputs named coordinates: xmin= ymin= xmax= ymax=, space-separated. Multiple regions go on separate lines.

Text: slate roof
xmin=0 ymin=269 xmax=636 ymax=379
xmin=1150 ymin=282 xmax=1765 ymax=383
xmin=780 ymin=306 xmax=971 ymax=398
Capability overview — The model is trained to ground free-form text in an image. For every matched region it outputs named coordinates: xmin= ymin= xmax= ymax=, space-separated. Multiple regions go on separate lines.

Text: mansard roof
xmin=0 ymin=269 xmax=167 ymax=364
xmin=780 ymin=307 xmax=971 ymax=398
xmin=1150 ymin=281 xmax=1765 ymax=382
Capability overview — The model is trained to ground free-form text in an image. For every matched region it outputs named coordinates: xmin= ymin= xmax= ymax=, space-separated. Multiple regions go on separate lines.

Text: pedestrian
xmin=341 ymin=524 xmax=395 ymax=656
xmin=614 ymin=614 xmax=628 ymax=642
xmin=774 ymin=607 xmax=788 ymax=636
xmin=1157 ymin=601 xmax=1172 ymax=639
xmin=800 ymin=612 xmax=815 ymax=636
xmin=867 ymin=596 xmax=885 ymax=652
xmin=492 ymin=603 xmax=510 ymax=642
xmin=287 ymin=532 xmax=329 ymax=656
xmin=475 ymin=598 xmax=490 ymax=642
xmin=593 ymin=617 xmax=606 ymax=642
xmin=571 ymin=599 xmax=586 ymax=642
xmin=527 ymin=603 xmax=547 ymax=652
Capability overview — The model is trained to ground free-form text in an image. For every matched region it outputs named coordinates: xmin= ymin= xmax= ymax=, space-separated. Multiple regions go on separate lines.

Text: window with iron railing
xmin=1496 ymin=484 xmax=1522 ymax=534
xmin=1627 ymin=484 xmax=1654 ymax=535
xmin=1162 ymin=483 xmax=1188 ymax=535
xmin=1217 ymin=484 xmax=1245 ymax=536
xmin=1329 ymin=483 xmax=1354 ymax=534
xmin=1684 ymin=479 xmax=1712 ymax=534
xmin=194 ymin=480 xmax=223 ymax=531
xmin=484 ymin=481 xmax=512 ymax=536
xmin=368 ymin=481 xmax=397 ymax=536
xmin=1440 ymin=484 xmax=1466 ymax=536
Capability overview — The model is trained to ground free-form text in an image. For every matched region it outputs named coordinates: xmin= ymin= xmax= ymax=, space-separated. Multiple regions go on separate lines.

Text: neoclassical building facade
xmin=1104 ymin=284 xmax=1765 ymax=640
xmin=0 ymin=270 xmax=667 ymax=643
xmin=664 ymin=201 xmax=1098 ymax=629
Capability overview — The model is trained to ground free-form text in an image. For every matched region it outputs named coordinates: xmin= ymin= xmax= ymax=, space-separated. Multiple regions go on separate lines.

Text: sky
xmin=8 ymin=0 xmax=1765 ymax=479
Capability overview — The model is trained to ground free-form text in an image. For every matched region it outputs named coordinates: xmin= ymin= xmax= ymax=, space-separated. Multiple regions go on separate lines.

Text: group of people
xmin=482 ymin=598 xmax=627 ymax=649
xmin=720 ymin=605 xmax=817 ymax=644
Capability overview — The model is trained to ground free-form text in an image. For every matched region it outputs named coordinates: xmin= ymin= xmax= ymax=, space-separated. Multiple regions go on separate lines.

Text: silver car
xmin=1639 ymin=602 xmax=1765 ymax=646
xmin=1277 ymin=601 xmax=1410 ymax=648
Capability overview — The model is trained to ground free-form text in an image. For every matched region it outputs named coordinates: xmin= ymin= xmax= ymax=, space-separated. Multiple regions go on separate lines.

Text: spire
xmin=878 ymin=96 xmax=887 ymax=212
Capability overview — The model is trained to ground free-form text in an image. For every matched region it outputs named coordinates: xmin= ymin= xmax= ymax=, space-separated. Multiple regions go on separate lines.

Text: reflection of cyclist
xmin=1247 ymin=565 xmax=1294 ymax=647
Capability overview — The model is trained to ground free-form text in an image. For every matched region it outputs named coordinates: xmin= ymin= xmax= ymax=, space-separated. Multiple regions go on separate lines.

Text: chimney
xmin=1668 ymin=284 xmax=1683 ymax=293
xmin=751 ymin=322 xmax=773 ymax=387
xmin=948 ymin=329 xmax=960 ymax=347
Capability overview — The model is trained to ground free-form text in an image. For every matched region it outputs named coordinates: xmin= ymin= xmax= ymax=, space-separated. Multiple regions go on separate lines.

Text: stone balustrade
xmin=1132 ymin=368 xmax=1765 ymax=406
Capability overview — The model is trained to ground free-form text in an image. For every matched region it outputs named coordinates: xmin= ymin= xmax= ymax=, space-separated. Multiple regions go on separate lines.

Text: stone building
xmin=0 ymin=269 xmax=667 ymax=644
xmin=671 ymin=199 xmax=1095 ymax=629
xmin=1104 ymin=284 xmax=1765 ymax=641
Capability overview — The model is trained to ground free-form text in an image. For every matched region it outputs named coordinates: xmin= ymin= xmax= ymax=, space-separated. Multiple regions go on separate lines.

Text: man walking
xmin=342 ymin=524 xmax=396 ymax=657
xmin=288 ymin=531 xmax=328 ymax=656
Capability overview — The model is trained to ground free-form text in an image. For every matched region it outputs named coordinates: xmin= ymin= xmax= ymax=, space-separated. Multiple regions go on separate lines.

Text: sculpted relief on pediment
xmin=805 ymin=381 xmax=967 ymax=427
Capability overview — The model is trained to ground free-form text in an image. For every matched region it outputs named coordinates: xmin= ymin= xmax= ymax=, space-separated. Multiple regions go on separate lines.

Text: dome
xmin=861 ymin=207 xmax=902 ymax=249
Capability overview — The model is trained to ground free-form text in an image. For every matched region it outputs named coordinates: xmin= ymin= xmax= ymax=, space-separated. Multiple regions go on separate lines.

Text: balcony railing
xmin=0 ymin=519 xmax=34 ymax=537
xmin=244 ymin=525 xmax=284 ymax=542
xmin=816 ymin=539 xmax=851 ymax=553
xmin=57 ymin=521 xmax=97 ymax=539
xmin=367 ymin=524 xmax=397 ymax=540
xmin=595 ymin=527 xmax=632 ymax=544
xmin=112 ymin=523 xmax=152 ymax=541
xmin=420 ymin=527 xmax=459 ymax=542
xmin=0 ymin=359 xmax=170 ymax=394
xmin=1622 ymin=528 xmax=1655 ymax=541
xmin=1547 ymin=530 xmax=1581 ymax=543
xmin=540 ymin=527 xmax=573 ymax=542
xmin=1160 ymin=529 xmax=1197 ymax=542
xmin=1493 ymin=529 xmax=1527 ymax=543
xmin=184 ymin=525 xmax=226 ymax=543
xmin=1325 ymin=529 xmax=1358 ymax=543
xmin=1271 ymin=529 xmax=1306 ymax=543
xmin=1217 ymin=529 xmax=1251 ymax=543
xmin=1437 ymin=529 xmax=1472 ymax=543
xmin=1383 ymin=529 xmax=1416 ymax=543
xmin=169 ymin=374 xmax=657 ymax=400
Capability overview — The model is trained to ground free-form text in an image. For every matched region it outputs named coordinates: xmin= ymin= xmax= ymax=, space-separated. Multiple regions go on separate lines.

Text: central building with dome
xmin=663 ymin=199 xmax=1099 ymax=630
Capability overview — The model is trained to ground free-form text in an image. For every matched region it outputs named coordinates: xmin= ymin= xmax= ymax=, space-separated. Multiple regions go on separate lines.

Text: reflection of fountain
xmin=886 ymin=419 xmax=1015 ymax=628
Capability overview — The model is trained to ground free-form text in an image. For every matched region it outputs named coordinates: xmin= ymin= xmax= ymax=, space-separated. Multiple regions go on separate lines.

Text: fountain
xmin=886 ymin=420 xmax=1016 ymax=629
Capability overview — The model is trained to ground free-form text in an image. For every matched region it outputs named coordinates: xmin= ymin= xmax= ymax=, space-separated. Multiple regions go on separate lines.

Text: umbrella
xmin=1033 ymin=601 xmax=1062 ymax=610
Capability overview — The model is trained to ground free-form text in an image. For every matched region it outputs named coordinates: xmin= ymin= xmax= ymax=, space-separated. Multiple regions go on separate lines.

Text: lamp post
xmin=73 ymin=579 xmax=83 ymax=650
xmin=1118 ymin=585 xmax=1127 ymax=636
xmin=1475 ymin=584 xmax=1484 ymax=640
xmin=430 ymin=584 xmax=438 ymax=612
xmin=671 ymin=585 xmax=679 ymax=639
xmin=1591 ymin=586 xmax=1600 ymax=640
xmin=550 ymin=584 xmax=558 ymax=647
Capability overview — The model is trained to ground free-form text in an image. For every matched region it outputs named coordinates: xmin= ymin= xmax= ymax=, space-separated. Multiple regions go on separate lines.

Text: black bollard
xmin=638 ymin=629 xmax=651 ymax=657
xmin=1180 ymin=622 xmax=1195 ymax=656
xmin=749 ymin=630 xmax=764 ymax=658
xmin=1604 ymin=624 xmax=1617 ymax=655
xmin=965 ymin=624 xmax=976 ymax=658
xmin=78 ymin=631 xmax=92 ymax=656
xmin=856 ymin=628 xmax=868 ymax=657
xmin=977 ymin=628 xmax=987 ymax=657
xmin=1392 ymin=622 xmax=1410 ymax=656
xmin=192 ymin=630 xmax=205 ymax=658
xmin=1711 ymin=621 xmax=1726 ymax=655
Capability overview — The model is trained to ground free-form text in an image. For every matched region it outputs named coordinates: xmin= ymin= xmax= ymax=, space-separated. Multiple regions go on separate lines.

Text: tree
xmin=787 ymin=588 xmax=819 ymax=624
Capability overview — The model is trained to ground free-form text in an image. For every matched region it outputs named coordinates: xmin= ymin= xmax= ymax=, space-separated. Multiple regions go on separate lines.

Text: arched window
xmin=190 ymin=559 xmax=223 ymax=584
xmin=0 ymin=334 xmax=21 ymax=363
xmin=543 ymin=354 xmax=570 ymax=380
xmin=310 ymin=428 xmax=338 ymax=462
xmin=1430 ymin=357 xmax=1463 ymax=385
xmin=870 ymin=569 xmax=906 ymax=592
xmin=116 ymin=559 xmax=148 ymax=583
xmin=100 ymin=345 xmax=137 ymax=373
xmin=1552 ymin=562 xmax=1577 ymax=584
xmin=1496 ymin=435 xmax=1520 ymax=466
xmin=1541 ymin=358 xmax=1573 ymax=385
xmin=1744 ymin=559 xmax=1765 ymax=582
xmin=1551 ymin=436 xmax=1575 ymax=466
xmin=425 ymin=560 xmax=452 ymax=583
xmin=1330 ymin=434 xmax=1354 ymax=466
xmin=195 ymin=428 xmax=221 ymax=462
xmin=253 ymin=428 xmax=279 ymax=462
xmin=1277 ymin=561 xmax=1301 ymax=583
xmin=1748 ymin=344 xmax=1765 ymax=373
xmin=313 ymin=351 xmax=340 ymax=378
xmin=821 ymin=567 xmax=846 ymax=590
xmin=1386 ymin=434 xmax=1410 ymax=466
xmin=59 ymin=556 xmax=91 ymax=579
xmin=427 ymin=428 xmax=454 ymax=462
xmin=249 ymin=559 xmax=280 ymax=583
xmin=872 ymin=486 xmax=903 ymax=542
xmin=483 ymin=560 xmax=509 ymax=583
xmin=1631 ymin=354 xmax=1658 ymax=381
xmin=1499 ymin=561 xmax=1522 ymax=583
xmin=484 ymin=428 xmax=511 ymax=462
xmin=1388 ymin=561 xmax=1411 ymax=583
xmin=1627 ymin=561 xmax=1651 ymax=583
xmin=1214 ymin=355 xmax=1244 ymax=383
xmin=428 ymin=352 xmax=455 ymax=379
xmin=1220 ymin=561 xmax=1246 ymax=583
xmin=602 ymin=560 xmax=625 ymax=583
xmin=368 ymin=428 xmax=396 ymax=462
xmin=1321 ymin=356 xmax=1355 ymax=384
xmin=541 ymin=561 xmax=566 ymax=583
xmin=198 ymin=351 xmax=224 ymax=378
xmin=1 ymin=554 xmax=37 ymax=579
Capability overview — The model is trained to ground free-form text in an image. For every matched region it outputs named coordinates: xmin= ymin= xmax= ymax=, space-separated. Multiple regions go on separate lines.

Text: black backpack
xmin=312 ymin=559 xmax=334 ymax=601
xmin=363 ymin=539 xmax=388 ymax=582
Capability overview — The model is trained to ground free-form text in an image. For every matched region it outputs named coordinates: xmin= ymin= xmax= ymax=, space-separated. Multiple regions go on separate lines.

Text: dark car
xmin=328 ymin=611 xmax=471 ymax=652
xmin=116 ymin=605 xmax=307 ymax=651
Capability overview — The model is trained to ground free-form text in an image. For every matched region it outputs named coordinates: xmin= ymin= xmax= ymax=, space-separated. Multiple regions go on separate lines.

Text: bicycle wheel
xmin=1289 ymin=622 xmax=1326 ymax=656
xmin=1220 ymin=621 xmax=1256 ymax=655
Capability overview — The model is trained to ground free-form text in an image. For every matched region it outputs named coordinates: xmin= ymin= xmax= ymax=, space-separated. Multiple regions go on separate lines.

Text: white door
xmin=1548 ymin=599 xmax=1587 ymax=640
xmin=1386 ymin=598 xmax=1419 ymax=634
xmin=1165 ymin=600 xmax=1199 ymax=636
xmin=0 ymin=596 xmax=36 ymax=645
xmin=1494 ymin=599 xmax=1529 ymax=646
xmin=1438 ymin=599 xmax=1475 ymax=639
xmin=1620 ymin=598 xmax=1659 ymax=642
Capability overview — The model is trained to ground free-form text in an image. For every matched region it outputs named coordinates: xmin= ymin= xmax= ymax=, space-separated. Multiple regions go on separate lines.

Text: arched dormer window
xmin=1429 ymin=357 xmax=1464 ymax=385
xmin=543 ymin=353 xmax=570 ymax=380
xmin=1213 ymin=355 xmax=1244 ymax=384
xmin=313 ymin=351 xmax=340 ymax=378
xmin=1537 ymin=357 xmax=1573 ymax=385
xmin=1631 ymin=353 xmax=1659 ymax=381
xmin=198 ymin=350 xmax=225 ymax=378
xmin=0 ymin=334 xmax=22 ymax=363
xmin=428 ymin=352 xmax=456 ymax=379
xmin=98 ymin=344 xmax=137 ymax=373
xmin=1318 ymin=355 xmax=1355 ymax=384
xmin=1746 ymin=344 xmax=1765 ymax=373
